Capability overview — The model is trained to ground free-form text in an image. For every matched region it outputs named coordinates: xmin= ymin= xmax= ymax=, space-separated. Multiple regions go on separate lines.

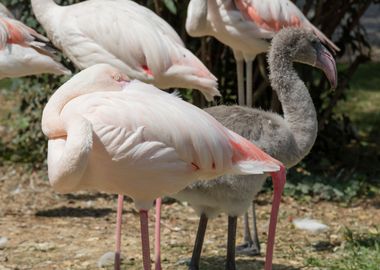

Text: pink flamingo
xmin=31 ymin=1 xmax=221 ymax=267
xmin=31 ymin=0 xmax=219 ymax=101
xmin=186 ymin=0 xmax=339 ymax=106
xmin=41 ymin=64 xmax=286 ymax=270
xmin=0 ymin=3 xmax=70 ymax=79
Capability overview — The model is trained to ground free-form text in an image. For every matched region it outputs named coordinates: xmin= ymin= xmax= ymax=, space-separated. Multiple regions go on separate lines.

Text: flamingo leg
xmin=226 ymin=216 xmax=237 ymax=270
xmin=140 ymin=210 xmax=152 ymax=270
xmin=154 ymin=198 xmax=162 ymax=270
xmin=264 ymin=168 xmax=286 ymax=270
xmin=233 ymin=50 xmax=245 ymax=106
xmin=251 ymin=201 xmax=261 ymax=255
xmin=236 ymin=212 xmax=253 ymax=253
xmin=236 ymin=205 xmax=260 ymax=255
xmin=189 ymin=213 xmax=208 ymax=270
xmin=114 ymin=195 xmax=124 ymax=270
xmin=246 ymin=60 xmax=253 ymax=107
xmin=243 ymin=211 xmax=252 ymax=245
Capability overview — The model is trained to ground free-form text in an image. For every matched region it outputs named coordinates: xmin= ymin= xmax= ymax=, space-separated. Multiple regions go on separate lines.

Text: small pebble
xmin=98 ymin=251 xmax=124 ymax=268
xmin=10 ymin=185 xmax=22 ymax=195
xmin=33 ymin=242 xmax=56 ymax=252
xmin=0 ymin=237 xmax=8 ymax=249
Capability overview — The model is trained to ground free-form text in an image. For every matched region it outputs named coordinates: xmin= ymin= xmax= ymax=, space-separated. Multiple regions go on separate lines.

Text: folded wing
xmin=234 ymin=0 xmax=339 ymax=51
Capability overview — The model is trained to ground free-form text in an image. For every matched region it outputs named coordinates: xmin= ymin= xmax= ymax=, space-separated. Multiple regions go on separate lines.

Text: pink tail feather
xmin=229 ymin=131 xmax=282 ymax=174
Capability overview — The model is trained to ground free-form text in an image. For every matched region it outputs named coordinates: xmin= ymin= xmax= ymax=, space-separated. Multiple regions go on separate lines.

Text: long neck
xmin=42 ymin=79 xmax=98 ymax=138
xmin=31 ymin=0 xmax=59 ymax=36
xmin=269 ymin=47 xmax=318 ymax=166
xmin=186 ymin=0 xmax=210 ymax=37
xmin=47 ymin=116 xmax=92 ymax=193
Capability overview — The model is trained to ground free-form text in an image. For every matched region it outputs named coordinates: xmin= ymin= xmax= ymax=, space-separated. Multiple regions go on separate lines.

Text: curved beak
xmin=314 ymin=44 xmax=338 ymax=89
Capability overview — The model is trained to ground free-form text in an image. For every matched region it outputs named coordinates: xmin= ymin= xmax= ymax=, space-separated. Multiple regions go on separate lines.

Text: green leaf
xmin=163 ymin=0 xmax=177 ymax=14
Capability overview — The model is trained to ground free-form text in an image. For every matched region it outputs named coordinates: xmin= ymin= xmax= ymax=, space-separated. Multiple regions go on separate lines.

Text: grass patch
xmin=336 ymin=62 xmax=380 ymax=137
xmin=305 ymin=227 xmax=380 ymax=270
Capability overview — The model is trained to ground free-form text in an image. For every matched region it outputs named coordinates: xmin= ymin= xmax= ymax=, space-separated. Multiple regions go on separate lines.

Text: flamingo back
xmin=39 ymin=0 xmax=219 ymax=100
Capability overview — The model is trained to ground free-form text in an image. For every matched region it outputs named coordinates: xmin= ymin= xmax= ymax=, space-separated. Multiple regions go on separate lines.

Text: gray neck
xmin=268 ymin=44 xmax=318 ymax=163
xmin=186 ymin=0 xmax=210 ymax=36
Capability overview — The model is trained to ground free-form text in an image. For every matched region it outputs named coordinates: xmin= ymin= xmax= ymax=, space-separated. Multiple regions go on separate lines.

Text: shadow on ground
xmin=175 ymin=256 xmax=301 ymax=270
xmin=35 ymin=206 xmax=114 ymax=218
xmin=64 ymin=193 xmax=117 ymax=201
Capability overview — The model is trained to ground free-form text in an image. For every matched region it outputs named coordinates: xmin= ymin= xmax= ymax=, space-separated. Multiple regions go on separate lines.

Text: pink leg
xmin=264 ymin=167 xmax=286 ymax=270
xmin=140 ymin=210 xmax=152 ymax=270
xmin=155 ymin=198 xmax=162 ymax=270
xmin=114 ymin=195 xmax=124 ymax=270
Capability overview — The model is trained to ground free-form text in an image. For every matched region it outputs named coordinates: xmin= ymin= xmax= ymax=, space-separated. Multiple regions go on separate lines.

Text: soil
xmin=0 ymin=165 xmax=379 ymax=270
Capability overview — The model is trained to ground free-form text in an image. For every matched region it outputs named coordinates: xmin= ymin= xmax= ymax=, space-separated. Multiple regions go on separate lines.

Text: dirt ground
xmin=0 ymin=165 xmax=379 ymax=270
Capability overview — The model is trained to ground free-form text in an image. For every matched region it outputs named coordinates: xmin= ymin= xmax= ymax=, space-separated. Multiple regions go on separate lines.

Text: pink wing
xmin=229 ymin=130 xmax=281 ymax=166
xmin=0 ymin=17 xmax=48 ymax=50
xmin=234 ymin=0 xmax=339 ymax=51
xmin=234 ymin=0 xmax=303 ymax=32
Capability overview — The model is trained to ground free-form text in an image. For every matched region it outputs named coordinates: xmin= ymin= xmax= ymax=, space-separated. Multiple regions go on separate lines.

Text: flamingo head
xmin=41 ymin=64 xmax=130 ymax=139
xmin=271 ymin=28 xmax=338 ymax=90
xmin=75 ymin=64 xmax=130 ymax=90
xmin=289 ymin=29 xmax=337 ymax=89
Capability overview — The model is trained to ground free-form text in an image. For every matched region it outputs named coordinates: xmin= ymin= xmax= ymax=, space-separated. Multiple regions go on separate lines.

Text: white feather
xmin=293 ymin=218 xmax=329 ymax=233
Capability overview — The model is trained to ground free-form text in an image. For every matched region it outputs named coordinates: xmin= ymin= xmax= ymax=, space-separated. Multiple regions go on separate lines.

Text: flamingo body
xmin=186 ymin=0 xmax=338 ymax=106
xmin=32 ymin=0 xmax=219 ymax=101
xmin=188 ymin=0 xmax=338 ymax=59
xmin=42 ymin=64 xmax=281 ymax=210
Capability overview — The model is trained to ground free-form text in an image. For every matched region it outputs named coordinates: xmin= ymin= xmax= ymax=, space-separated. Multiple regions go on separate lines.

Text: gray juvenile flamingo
xmin=172 ymin=27 xmax=337 ymax=270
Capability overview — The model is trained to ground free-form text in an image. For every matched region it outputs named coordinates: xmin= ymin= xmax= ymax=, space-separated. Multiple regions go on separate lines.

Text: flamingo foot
xmin=236 ymin=242 xmax=261 ymax=256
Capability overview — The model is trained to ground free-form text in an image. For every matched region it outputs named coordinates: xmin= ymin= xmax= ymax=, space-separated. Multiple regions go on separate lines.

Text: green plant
xmin=305 ymin=227 xmax=380 ymax=270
